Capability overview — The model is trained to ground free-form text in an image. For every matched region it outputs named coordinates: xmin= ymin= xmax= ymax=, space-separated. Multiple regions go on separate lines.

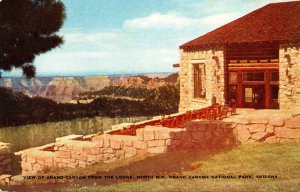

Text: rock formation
xmin=0 ymin=73 xmax=176 ymax=103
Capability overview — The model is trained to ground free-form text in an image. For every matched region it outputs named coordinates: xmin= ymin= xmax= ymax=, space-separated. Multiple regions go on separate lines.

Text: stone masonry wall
xmin=279 ymin=42 xmax=300 ymax=110
xmin=17 ymin=121 xmax=236 ymax=175
xmin=16 ymin=114 xmax=300 ymax=175
xmin=179 ymin=47 xmax=225 ymax=112
xmin=231 ymin=115 xmax=300 ymax=143
xmin=0 ymin=142 xmax=11 ymax=175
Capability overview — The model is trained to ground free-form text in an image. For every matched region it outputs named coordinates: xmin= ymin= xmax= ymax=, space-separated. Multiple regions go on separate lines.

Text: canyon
xmin=0 ymin=73 xmax=175 ymax=103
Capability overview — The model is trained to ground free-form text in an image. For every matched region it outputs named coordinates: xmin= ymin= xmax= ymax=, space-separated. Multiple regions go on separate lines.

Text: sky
xmin=2 ymin=0 xmax=294 ymax=77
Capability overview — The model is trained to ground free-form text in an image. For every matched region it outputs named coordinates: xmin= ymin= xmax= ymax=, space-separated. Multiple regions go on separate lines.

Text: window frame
xmin=193 ymin=63 xmax=206 ymax=99
xmin=242 ymin=71 xmax=265 ymax=82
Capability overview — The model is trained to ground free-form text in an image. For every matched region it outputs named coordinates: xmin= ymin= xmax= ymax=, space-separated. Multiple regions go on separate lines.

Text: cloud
xmin=124 ymin=12 xmax=194 ymax=29
xmin=123 ymin=11 xmax=241 ymax=31
xmin=200 ymin=13 xmax=240 ymax=26
xmin=59 ymin=31 xmax=129 ymax=51
xmin=33 ymin=46 xmax=179 ymax=76
xmin=249 ymin=0 xmax=298 ymax=7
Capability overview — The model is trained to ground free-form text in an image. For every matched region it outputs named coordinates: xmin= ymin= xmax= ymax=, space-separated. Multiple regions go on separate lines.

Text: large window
xmin=243 ymin=72 xmax=265 ymax=82
xmin=193 ymin=63 xmax=206 ymax=99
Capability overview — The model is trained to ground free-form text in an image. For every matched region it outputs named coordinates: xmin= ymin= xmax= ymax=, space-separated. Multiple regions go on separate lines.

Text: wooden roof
xmin=180 ymin=1 xmax=300 ymax=49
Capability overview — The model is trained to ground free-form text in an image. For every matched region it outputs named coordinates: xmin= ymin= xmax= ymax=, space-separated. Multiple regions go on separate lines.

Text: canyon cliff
xmin=0 ymin=73 xmax=176 ymax=103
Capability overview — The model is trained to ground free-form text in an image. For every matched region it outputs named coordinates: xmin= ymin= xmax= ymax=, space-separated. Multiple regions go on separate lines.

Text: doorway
xmin=243 ymin=85 xmax=265 ymax=109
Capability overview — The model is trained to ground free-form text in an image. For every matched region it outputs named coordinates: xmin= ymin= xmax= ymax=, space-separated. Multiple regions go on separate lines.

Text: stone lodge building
xmin=178 ymin=1 xmax=300 ymax=112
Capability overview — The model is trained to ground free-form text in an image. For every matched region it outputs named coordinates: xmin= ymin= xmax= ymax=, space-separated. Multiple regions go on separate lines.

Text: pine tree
xmin=0 ymin=0 xmax=65 ymax=78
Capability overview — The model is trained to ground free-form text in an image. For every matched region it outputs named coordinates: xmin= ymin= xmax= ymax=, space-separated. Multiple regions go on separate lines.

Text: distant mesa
xmin=0 ymin=73 xmax=177 ymax=103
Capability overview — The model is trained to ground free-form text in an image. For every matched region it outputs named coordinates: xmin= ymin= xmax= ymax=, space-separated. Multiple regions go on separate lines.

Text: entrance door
xmin=243 ymin=85 xmax=265 ymax=109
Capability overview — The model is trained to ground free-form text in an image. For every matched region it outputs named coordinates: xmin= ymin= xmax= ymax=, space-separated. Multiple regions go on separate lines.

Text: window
xmin=243 ymin=72 xmax=265 ymax=82
xmin=193 ymin=63 xmax=206 ymax=99
xmin=229 ymin=72 xmax=237 ymax=83
xmin=270 ymin=71 xmax=279 ymax=82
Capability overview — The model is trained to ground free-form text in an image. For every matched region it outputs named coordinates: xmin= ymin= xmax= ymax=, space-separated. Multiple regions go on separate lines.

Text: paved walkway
xmin=226 ymin=108 xmax=299 ymax=120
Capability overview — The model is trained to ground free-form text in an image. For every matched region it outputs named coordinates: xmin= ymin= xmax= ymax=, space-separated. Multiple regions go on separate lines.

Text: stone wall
xmin=179 ymin=47 xmax=225 ymax=112
xmin=231 ymin=115 xmax=300 ymax=143
xmin=0 ymin=142 xmax=11 ymax=174
xmin=15 ymin=114 xmax=300 ymax=176
xmin=16 ymin=121 xmax=236 ymax=175
xmin=278 ymin=42 xmax=300 ymax=110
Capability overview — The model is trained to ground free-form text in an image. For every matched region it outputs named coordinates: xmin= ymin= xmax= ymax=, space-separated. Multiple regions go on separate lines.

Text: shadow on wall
xmin=75 ymin=148 xmax=234 ymax=186
xmin=92 ymin=120 xmax=238 ymax=185
xmin=15 ymin=120 xmax=239 ymax=177
xmin=3 ymin=145 xmax=235 ymax=191
xmin=165 ymin=120 xmax=238 ymax=152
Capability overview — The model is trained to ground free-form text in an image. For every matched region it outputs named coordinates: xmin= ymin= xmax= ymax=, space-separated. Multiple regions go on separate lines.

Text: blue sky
xmin=3 ymin=0 xmax=293 ymax=77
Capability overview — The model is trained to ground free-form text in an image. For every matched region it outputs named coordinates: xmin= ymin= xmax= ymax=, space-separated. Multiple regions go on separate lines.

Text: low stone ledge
xmin=81 ymin=134 xmax=96 ymax=140
xmin=55 ymin=135 xmax=84 ymax=142
xmin=15 ymin=143 xmax=57 ymax=156
xmin=111 ymin=123 xmax=133 ymax=130
xmin=134 ymin=119 xmax=160 ymax=126
xmin=167 ymin=112 xmax=186 ymax=117
xmin=152 ymin=115 xmax=163 ymax=120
